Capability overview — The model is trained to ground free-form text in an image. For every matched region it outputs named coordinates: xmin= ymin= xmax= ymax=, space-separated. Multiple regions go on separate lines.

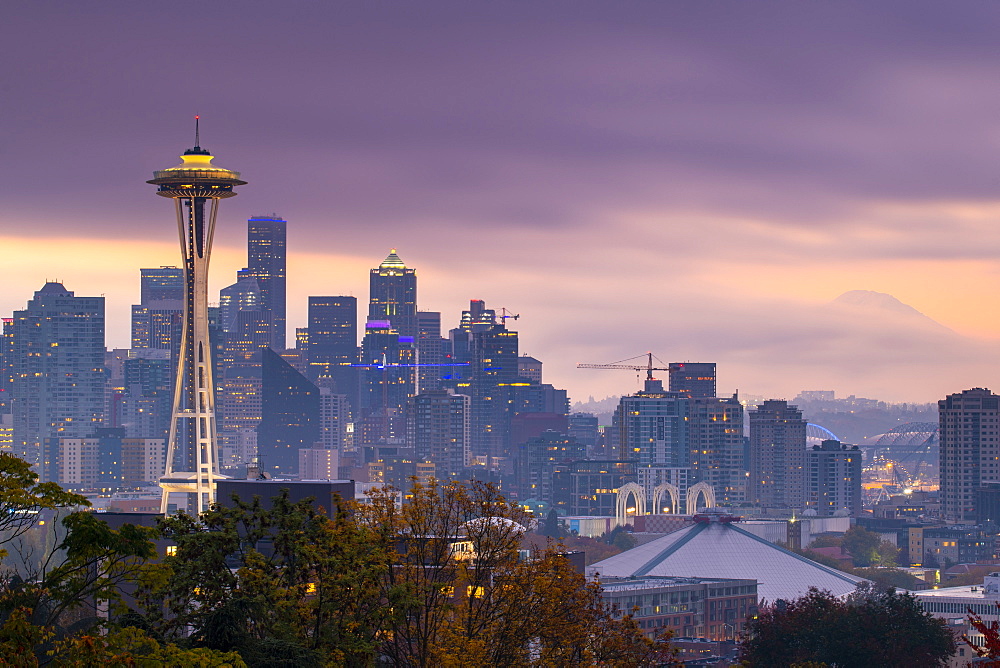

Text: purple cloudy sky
xmin=5 ymin=1 xmax=1000 ymax=403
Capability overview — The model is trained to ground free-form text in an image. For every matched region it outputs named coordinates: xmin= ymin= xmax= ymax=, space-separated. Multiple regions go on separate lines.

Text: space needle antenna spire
xmin=194 ymin=115 xmax=201 ymax=149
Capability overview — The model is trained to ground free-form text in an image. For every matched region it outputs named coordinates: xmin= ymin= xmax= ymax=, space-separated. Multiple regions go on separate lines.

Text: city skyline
xmin=7 ymin=2 xmax=1000 ymax=403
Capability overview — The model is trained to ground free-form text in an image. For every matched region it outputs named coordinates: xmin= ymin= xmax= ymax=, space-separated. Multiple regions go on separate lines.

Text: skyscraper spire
xmin=194 ymin=115 xmax=201 ymax=150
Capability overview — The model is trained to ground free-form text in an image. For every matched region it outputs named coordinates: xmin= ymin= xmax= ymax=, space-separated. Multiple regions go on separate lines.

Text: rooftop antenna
xmin=194 ymin=115 xmax=201 ymax=150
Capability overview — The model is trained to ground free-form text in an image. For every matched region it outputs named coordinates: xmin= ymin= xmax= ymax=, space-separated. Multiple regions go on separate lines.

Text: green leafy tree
xmin=0 ymin=452 xmax=88 ymax=560
xmin=739 ymin=583 xmax=955 ymax=667
xmin=141 ymin=489 xmax=393 ymax=666
xmin=841 ymin=525 xmax=882 ymax=567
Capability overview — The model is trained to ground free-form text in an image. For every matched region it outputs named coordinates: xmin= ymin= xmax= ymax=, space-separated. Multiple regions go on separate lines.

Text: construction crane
xmin=577 ymin=352 xmax=674 ymax=382
xmin=499 ymin=307 xmax=520 ymax=325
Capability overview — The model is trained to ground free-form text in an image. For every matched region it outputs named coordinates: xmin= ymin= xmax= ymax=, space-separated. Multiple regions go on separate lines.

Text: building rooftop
xmin=587 ymin=517 xmax=862 ymax=602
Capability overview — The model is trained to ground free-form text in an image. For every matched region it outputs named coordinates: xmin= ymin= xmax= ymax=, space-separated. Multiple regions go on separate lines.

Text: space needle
xmin=148 ymin=118 xmax=246 ymax=514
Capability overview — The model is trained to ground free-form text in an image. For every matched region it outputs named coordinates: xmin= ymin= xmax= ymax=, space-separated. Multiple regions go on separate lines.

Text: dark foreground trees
xmin=0 ymin=451 xmax=673 ymax=666
xmin=739 ymin=583 xmax=955 ymax=668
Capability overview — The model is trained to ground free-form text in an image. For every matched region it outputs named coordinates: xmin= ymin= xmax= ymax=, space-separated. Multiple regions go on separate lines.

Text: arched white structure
xmin=651 ymin=483 xmax=680 ymax=515
xmin=616 ymin=482 xmax=646 ymax=522
xmin=686 ymin=481 xmax=716 ymax=515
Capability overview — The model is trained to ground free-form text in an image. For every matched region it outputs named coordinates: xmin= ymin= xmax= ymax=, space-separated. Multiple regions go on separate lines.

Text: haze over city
xmin=6 ymin=1 xmax=1000 ymax=403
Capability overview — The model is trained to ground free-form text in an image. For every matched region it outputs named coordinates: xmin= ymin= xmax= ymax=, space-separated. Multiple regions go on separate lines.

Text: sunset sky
xmin=6 ymin=1 xmax=1000 ymax=403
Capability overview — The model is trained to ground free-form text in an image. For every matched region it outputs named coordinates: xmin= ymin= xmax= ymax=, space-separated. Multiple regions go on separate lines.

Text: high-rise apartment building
xmin=749 ymin=399 xmax=807 ymax=510
xmin=939 ymin=388 xmax=1000 ymax=523
xmin=368 ymin=250 xmax=417 ymax=338
xmin=12 ymin=282 xmax=105 ymax=478
xmin=669 ymin=362 xmax=717 ymax=399
xmin=613 ymin=381 xmax=690 ymax=468
xmin=238 ymin=215 xmax=287 ymax=350
xmin=805 ymin=439 xmax=862 ymax=516
xmin=688 ymin=395 xmax=745 ymax=504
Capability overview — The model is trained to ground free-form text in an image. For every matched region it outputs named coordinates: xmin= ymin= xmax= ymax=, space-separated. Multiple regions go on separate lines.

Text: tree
xmin=739 ymin=583 xmax=955 ymax=668
xmin=841 ymin=525 xmax=882 ymax=567
xmin=964 ymin=601 xmax=1000 ymax=666
xmin=140 ymin=489 xmax=394 ymax=666
xmin=362 ymin=479 xmax=674 ymax=667
xmin=0 ymin=452 xmax=88 ymax=560
xmin=541 ymin=509 xmax=562 ymax=538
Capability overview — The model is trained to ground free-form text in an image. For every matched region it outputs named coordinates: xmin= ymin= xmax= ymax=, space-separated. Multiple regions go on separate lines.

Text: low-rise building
xmin=599 ymin=576 xmax=757 ymax=641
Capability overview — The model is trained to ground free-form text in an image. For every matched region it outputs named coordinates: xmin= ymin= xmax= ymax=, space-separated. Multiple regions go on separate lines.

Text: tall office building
xmin=218 ymin=277 xmax=261 ymax=335
xmin=806 ymin=440 xmax=862 ymax=516
xmin=307 ymin=296 xmax=358 ymax=379
xmin=469 ymin=321 xmax=519 ymax=461
xmin=237 ymin=215 xmax=287 ymax=350
xmin=257 ymin=349 xmax=320 ymax=477
xmin=407 ymin=389 xmax=471 ymax=477
xmin=11 ymin=282 xmax=105 ymax=478
xmin=368 ymin=250 xmax=417 ymax=338
xmin=307 ymin=296 xmax=359 ymax=423
xmin=357 ymin=321 xmax=416 ymax=447
xmin=140 ymin=266 xmax=184 ymax=302
xmin=749 ymin=399 xmax=807 ymax=510
xmin=416 ymin=311 xmax=445 ymax=393
xmin=939 ymin=388 xmax=1000 ymax=523
xmin=0 ymin=318 xmax=14 ymax=414
xmin=131 ymin=266 xmax=184 ymax=351
xmin=669 ymin=363 xmax=717 ymax=399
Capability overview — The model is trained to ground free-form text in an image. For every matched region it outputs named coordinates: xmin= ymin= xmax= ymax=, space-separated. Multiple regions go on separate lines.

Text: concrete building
xmin=553 ymin=460 xmax=638 ymax=516
xmin=749 ymin=399 xmax=807 ymax=511
xmin=122 ymin=438 xmax=167 ymax=486
xmin=805 ymin=439 xmax=862 ymax=516
xmin=600 ymin=576 xmax=757 ymax=641
xmin=939 ymin=388 xmax=1000 ymax=523
xmin=299 ymin=447 xmax=339 ymax=481
xmin=515 ymin=430 xmax=586 ymax=504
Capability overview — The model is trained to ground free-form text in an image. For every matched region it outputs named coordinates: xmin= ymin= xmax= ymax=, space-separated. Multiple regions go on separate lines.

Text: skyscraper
xmin=257 ymin=348 xmax=320 ymax=477
xmin=307 ymin=296 xmax=358 ymax=380
xmin=11 ymin=282 xmax=105 ymax=479
xmin=237 ymin=215 xmax=287 ymax=350
xmin=368 ymin=250 xmax=417 ymax=338
xmin=407 ymin=389 xmax=471 ymax=477
xmin=688 ymin=395 xmax=746 ymax=504
xmin=140 ymin=266 xmax=184 ymax=303
xmin=148 ymin=122 xmax=246 ymax=513
xmin=131 ymin=266 xmax=183 ymax=352
xmin=806 ymin=440 xmax=862 ymax=516
xmin=669 ymin=362 xmax=717 ymax=399
xmin=939 ymin=388 xmax=1000 ymax=523
xmin=749 ymin=399 xmax=807 ymax=510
